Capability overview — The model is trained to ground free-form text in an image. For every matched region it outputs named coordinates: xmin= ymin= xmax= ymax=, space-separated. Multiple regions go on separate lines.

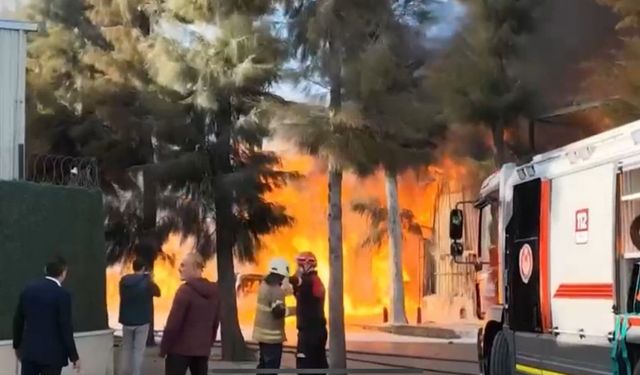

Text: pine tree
xmin=432 ymin=0 xmax=538 ymax=166
xmin=147 ymin=5 xmax=291 ymax=359
xmin=278 ymin=1 xmax=389 ymax=366
xmin=274 ymin=0 xmax=439 ymax=362
xmin=24 ymin=0 xmax=172 ymax=255
xmin=351 ymin=2 xmax=444 ymax=325
xmin=598 ymin=0 xmax=640 ymax=119
xmin=24 ymin=0 xmax=188 ymax=345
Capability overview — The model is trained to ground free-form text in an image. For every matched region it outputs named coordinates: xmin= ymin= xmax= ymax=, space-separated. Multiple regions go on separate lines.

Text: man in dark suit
xmin=13 ymin=256 xmax=80 ymax=375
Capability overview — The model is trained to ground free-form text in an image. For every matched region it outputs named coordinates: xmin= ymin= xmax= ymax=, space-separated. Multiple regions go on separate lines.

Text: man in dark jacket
xmin=13 ymin=256 xmax=80 ymax=375
xmin=291 ymin=251 xmax=328 ymax=375
xmin=119 ymin=258 xmax=161 ymax=375
xmin=161 ymin=253 xmax=220 ymax=375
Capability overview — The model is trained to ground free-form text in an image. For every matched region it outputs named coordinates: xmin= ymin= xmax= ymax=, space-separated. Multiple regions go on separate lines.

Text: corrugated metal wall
xmin=0 ymin=27 xmax=27 ymax=180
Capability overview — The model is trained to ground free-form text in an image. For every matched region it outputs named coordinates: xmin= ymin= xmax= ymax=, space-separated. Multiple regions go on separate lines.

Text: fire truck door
xmin=506 ymin=178 xmax=542 ymax=332
xmin=506 ymin=179 xmax=546 ymax=372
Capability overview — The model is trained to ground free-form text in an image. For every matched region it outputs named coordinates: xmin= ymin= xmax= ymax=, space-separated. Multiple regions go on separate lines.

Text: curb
xmin=358 ymin=323 xmax=479 ymax=340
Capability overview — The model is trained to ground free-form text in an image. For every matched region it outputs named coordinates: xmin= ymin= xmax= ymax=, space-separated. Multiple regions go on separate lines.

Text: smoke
xmin=433 ymin=0 xmax=621 ymax=114
xmin=422 ymin=0 xmax=467 ymax=49
xmin=433 ymin=0 xmax=624 ymax=162
xmin=515 ymin=0 xmax=621 ymax=114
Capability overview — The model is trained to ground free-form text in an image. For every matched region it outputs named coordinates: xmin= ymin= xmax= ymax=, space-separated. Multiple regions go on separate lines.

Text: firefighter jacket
xmin=291 ymin=271 xmax=327 ymax=332
xmin=252 ymin=281 xmax=289 ymax=344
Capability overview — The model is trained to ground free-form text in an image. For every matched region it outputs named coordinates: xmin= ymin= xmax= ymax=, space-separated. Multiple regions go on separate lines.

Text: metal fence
xmin=26 ymin=154 xmax=99 ymax=190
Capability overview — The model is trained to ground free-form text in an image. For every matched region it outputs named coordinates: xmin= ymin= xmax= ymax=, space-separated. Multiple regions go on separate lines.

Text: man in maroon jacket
xmin=291 ymin=251 xmax=328 ymax=375
xmin=160 ymin=253 xmax=220 ymax=375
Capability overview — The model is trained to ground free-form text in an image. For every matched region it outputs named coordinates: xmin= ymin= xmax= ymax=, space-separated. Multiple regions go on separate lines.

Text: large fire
xmin=106 ymin=150 xmax=469 ymax=329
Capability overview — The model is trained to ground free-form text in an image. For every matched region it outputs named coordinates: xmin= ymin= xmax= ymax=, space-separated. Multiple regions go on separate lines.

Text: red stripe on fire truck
xmin=553 ymin=283 xmax=613 ymax=299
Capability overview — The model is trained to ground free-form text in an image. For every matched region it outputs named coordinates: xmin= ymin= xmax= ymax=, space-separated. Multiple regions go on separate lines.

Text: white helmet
xmin=268 ymin=258 xmax=290 ymax=277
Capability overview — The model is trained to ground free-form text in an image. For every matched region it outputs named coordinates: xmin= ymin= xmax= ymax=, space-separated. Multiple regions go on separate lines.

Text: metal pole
xmin=416 ymin=235 xmax=422 ymax=324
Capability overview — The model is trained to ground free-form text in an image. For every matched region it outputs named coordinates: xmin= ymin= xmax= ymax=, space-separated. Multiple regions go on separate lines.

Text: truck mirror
xmin=450 ymin=209 xmax=464 ymax=240
xmin=450 ymin=241 xmax=463 ymax=257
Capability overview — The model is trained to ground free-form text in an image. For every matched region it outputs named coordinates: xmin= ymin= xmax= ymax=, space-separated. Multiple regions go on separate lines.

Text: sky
xmin=1 ymin=0 xmax=20 ymax=11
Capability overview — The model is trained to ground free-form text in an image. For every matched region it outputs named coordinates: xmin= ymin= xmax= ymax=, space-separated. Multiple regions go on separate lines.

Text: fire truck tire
xmin=489 ymin=331 xmax=511 ymax=375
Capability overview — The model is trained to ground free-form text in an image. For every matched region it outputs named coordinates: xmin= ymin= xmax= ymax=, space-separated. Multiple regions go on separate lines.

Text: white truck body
xmin=471 ymin=119 xmax=640 ymax=374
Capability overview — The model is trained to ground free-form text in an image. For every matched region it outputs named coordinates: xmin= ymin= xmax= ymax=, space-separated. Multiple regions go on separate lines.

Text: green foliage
xmin=266 ymin=101 xmax=379 ymax=174
xmin=432 ymin=0 xmax=538 ymax=164
xmin=598 ymin=0 xmax=640 ymax=121
xmin=351 ymin=198 xmax=423 ymax=250
xmin=164 ymin=0 xmax=272 ymax=23
xmin=274 ymin=0 xmax=443 ymax=174
xmin=24 ymin=0 xmax=188 ymax=264
xmin=143 ymin=8 xmax=293 ymax=262
xmin=23 ymin=0 xmax=295 ymax=267
xmin=342 ymin=17 xmax=444 ymax=174
xmin=149 ymin=14 xmax=284 ymax=108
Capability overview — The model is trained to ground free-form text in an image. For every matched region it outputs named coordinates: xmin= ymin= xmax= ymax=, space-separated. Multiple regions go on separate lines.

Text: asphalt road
xmin=118 ymin=327 xmax=479 ymax=375
xmin=270 ymin=340 xmax=477 ymax=375
xmin=240 ymin=327 xmax=479 ymax=375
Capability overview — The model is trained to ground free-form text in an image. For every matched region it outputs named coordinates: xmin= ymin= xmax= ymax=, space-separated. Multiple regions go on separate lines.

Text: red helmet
xmin=296 ymin=251 xmax=317 ymax=272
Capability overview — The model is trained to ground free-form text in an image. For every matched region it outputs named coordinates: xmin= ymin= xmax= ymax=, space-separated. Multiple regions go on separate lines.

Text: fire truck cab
xmin=451 ymin=119 xmax=640 ymax=374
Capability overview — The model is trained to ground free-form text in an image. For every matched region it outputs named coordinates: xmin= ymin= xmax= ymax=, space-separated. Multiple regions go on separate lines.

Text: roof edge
xmin=0 ymin=19 xmax=38 ymax=32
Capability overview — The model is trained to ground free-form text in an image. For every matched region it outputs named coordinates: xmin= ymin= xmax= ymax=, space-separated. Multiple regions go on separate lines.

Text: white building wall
xmin=0 ymin=20 xmax=35 ymax=180
xmin=0 ymin=330 xmax=114 ymax=375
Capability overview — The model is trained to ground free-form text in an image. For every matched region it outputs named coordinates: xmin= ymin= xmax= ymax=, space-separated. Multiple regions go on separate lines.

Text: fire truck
xmin=450 ymin=119 xmax=640 ymax=374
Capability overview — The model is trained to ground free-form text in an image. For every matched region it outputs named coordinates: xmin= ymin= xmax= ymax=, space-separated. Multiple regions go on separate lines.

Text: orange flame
xmin=106 ymin=151 xmax=469 ymax=328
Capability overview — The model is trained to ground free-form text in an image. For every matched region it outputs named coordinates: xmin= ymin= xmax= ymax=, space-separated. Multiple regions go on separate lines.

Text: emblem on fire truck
xmin=519 ymin=244 xmax=533 ymax=284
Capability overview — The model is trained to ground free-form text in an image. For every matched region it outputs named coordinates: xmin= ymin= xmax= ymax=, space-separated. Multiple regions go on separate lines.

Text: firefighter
xmin=252 ymin=258 xmax=291 ymax=374
xmin=291 ymin=251 xmax=328 ymax=374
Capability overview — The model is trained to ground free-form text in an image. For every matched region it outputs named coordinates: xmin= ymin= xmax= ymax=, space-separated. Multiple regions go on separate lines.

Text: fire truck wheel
xmin=489 ymin=331 xmax=511 ymax=375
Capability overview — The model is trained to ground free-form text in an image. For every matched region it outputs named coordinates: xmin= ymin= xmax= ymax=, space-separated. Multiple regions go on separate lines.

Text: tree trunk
xmin=142 ymin=169 xmax=158 ymax=347
xmin=327 ymin=35 xmax=347 ymax=369
xmin=384 ymin=171 xmax=408 ymax=325
xmin=492 ymin=120 xmax=505 ymax=167
xmin=214 ymin=100 xmax=252 ymax=362
xmin=216 ymin=211 xmax=252 ymax=361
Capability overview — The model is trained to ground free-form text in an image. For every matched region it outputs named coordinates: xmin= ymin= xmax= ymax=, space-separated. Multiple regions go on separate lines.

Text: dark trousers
xmin=165 ymin=354 xmax=208 ymax=375
xmin=258 ymin=342 xmax=283 ymax=375
xmin=297 ymin=328 xmax=328 ymax=375
xmin=21 ymin=361 xmax=62 ymax=375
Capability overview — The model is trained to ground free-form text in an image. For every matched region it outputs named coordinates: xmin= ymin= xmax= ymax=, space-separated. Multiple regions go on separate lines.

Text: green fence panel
xmin=0 ymin=181 xmax=108 ymax=340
